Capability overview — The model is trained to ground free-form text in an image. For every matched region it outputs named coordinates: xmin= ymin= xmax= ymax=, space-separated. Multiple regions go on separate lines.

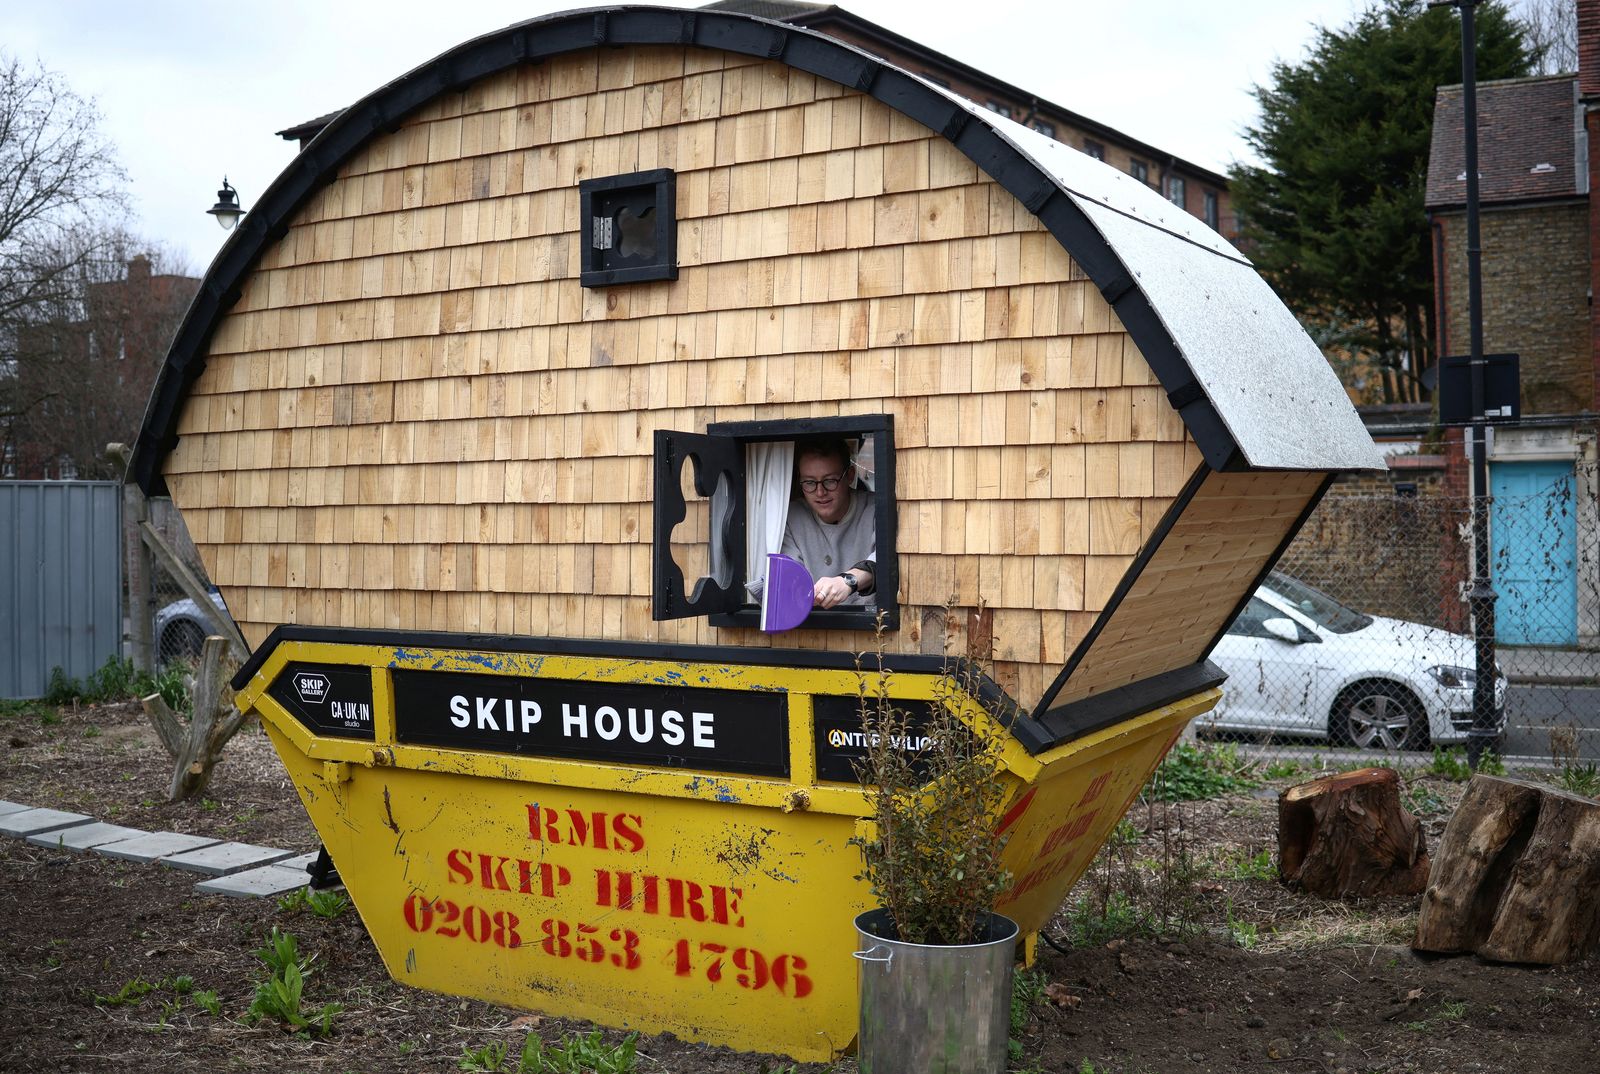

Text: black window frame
xmin=651 ymin=414 xmax=898 ymax=633
xmin=1083 ymin=139 xmax=1105 ymax=161
xmin=1030 ymin=118 xmax=1057 ymax=139
xmin=1128 ymin=159 xmax=1149 ymax=184
xmin=578 ymin=168 xmax=678 ymax=288
xmin=1203 ymin=190 xmax=1220 ymax=230
xmin=1166 ymin=175 xmax=1187 ymax=207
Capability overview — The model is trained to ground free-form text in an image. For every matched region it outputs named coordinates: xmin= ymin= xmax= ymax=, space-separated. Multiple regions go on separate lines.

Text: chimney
xmin=127 ymin=254 xmax=152 ymax=284
xmin=1582 ymin=0 xmax=1600 ymax=99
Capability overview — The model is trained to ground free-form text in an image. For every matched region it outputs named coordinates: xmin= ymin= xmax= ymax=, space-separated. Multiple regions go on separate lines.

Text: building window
xmin=1128 ymin=159 xmax=1149 ymax=184
xmin=1166 ymin=176 xmax=1186 ymax=207
xmin=1082 ymin=140 xmax=1105 ymax=161
xmin=985 ymin=101 xmax=1012 ymax=119
xmin=1030 ymin=119 xmax=1057 ymax=139
xmin=652 ymin=415 xmax=898 ymax=632
xmin=578 ymin=169 xmax=677 ymax=287
xmin=1203 ymin=191 xmax=1220 ymax=230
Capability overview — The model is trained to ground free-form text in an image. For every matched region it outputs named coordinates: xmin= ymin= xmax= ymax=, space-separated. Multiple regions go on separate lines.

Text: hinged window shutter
xmin=652 ymin=430 xmax=747 ymax=621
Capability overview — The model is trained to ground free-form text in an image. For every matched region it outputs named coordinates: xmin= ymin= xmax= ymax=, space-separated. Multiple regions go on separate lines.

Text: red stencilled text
xmin=593 ymin=867 xmax=745 ymax=927
xmin=526 ymin=804 xmax=646 ymax=853
xmin=447 ymin=848 xmax=573 ymax=898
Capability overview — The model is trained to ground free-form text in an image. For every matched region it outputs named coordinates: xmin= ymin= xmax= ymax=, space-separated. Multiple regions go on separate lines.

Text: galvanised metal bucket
xmin=853 ymin=908 xmax=1019 ymax=1074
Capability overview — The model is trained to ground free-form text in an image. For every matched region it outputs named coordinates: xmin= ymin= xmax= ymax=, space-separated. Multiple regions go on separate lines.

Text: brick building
xmin=1423 ymin=19 xmax=1600 ymax=648
xmin=5 ymin=255 xmax=199 ymax=480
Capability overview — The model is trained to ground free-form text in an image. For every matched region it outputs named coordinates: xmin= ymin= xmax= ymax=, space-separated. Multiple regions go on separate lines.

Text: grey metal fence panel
xmin=0 ymin=481 xmax=123 ymax=699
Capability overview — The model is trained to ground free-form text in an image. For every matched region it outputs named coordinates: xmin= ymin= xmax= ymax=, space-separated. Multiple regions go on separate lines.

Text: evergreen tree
xmin=1230 ymin=1 xmax=1534 ymax=403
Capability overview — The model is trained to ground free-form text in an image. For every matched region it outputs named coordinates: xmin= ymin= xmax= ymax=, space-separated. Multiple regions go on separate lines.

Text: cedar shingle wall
xmin=163 ymin=46 xmax=1209 ymax=707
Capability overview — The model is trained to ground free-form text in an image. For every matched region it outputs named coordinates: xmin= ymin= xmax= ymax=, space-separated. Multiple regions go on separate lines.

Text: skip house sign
xmin=388 ymin=669 xmax=789 ymax=777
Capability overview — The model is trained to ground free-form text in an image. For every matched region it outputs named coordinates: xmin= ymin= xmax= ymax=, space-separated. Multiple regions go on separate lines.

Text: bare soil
xmin=3 ymin=700 xmax=1597 ymax=1074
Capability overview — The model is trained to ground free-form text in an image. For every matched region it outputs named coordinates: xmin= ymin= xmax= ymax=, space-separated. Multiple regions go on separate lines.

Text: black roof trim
xmin=130 ymin=5 xmax=1245 ymax=495
xmin=1034 ymin=661 xmax=1227 ymax=746
xmin=777 ymin=5 xmax=1232 ymax=187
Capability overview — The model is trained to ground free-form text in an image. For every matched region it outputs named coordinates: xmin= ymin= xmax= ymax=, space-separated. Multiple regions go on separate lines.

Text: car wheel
xmin=1332 ymin=683 xmax=1429 ymax=751
xmin=162 ymin=620 xmax=205 ymax=664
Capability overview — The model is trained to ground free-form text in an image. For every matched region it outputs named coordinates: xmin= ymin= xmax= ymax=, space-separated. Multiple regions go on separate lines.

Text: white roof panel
xmin=939 ymin=90 xmax=1387 ymax=472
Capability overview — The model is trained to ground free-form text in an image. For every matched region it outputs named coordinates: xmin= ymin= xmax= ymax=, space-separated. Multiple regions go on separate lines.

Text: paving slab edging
xmin=1 ymin=801 xmax=323 ymax=898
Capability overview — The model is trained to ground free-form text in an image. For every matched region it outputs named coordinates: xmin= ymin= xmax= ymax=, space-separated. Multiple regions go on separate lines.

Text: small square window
xmin=1128 ymin=159 xmax=1149 ymax=184
xmin=578 ymin=169 xmax=677 ymax=288
xmin=652 ymin=415 xmax=898 ymax=632
xmin=985 ymin=100 xmax=1012 ymax=119
xmin=1030 ymin=119 xmax=1057 ymax=139
xmin=1083 ymin=140 xmax=1105 ymax=161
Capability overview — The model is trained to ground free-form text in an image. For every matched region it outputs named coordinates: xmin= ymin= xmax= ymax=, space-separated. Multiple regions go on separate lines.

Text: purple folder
xmin=761 ymin=553 xmax=813 ymax=632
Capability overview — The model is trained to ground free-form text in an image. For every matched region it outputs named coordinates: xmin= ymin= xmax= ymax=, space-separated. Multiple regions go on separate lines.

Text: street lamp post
xmin=1431 ymin=0 xmax=1499 ymax=768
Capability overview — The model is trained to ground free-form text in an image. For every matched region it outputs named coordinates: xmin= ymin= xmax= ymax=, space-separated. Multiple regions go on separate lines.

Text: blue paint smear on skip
xmin=684 ymin=775 xmax=741 ymax=803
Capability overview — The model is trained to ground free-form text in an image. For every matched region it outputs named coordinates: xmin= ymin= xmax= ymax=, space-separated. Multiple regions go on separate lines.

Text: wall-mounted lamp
xmin=206 ymin=178 xmax=245 ymax=231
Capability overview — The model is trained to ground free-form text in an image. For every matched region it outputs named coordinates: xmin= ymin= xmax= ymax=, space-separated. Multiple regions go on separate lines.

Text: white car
xmin=1202 ymin=572 xmax=1507 ymax=750
xmin=154 ymin=585 xmax=230 ymax=663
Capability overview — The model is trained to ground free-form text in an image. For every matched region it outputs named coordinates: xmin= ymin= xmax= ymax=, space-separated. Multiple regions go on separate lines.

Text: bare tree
xmin=4 ymin=230 xmax=195 ymax=479
xmin=0 ymin=53 xmax=143 ymax=477
xmin=1517 ymin=0 xmax=1578 ymax=74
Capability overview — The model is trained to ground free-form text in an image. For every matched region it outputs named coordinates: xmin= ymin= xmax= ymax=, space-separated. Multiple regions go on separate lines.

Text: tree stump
xmin=1278 ymin=767 xmax=1430 ymax=898
xmin=141 ymin=636 xmax=248 ymax=802
xmin=1414 ymin=774 xmax=1600 ymax=964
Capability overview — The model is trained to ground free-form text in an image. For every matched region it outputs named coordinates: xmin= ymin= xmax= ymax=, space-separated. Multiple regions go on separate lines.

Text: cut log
xmin=1278 ymin=767 xmax=1430 ymax=898
xmin=1414 ymin=774 xmax=1600 ymax=964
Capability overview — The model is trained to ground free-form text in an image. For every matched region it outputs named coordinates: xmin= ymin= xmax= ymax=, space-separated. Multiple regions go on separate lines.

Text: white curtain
xmin=743 ymin=440 xmax=794 ymax=602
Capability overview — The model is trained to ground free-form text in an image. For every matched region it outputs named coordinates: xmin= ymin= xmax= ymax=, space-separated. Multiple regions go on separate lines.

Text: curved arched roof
xmin=130 ymin=5 xmax=1382 ymax=494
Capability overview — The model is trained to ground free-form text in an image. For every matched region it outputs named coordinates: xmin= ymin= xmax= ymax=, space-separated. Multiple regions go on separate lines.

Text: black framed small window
xmin=651 ymin=415 xmax=898 ymax=633
xmin=1030 ymin=119 xmax=1057 ymax=139
xmin=578 ymin=169 xmax=677 ymax=288
xmin=1128 ymin=159 xmax=1149 ymax=184
xmin=1166 ymin=176 xmax=1186 ymax=207
xmin=1083 ymin=140 xmax=1105 ymax=161
xmin=1203 ymin=190 xmax=1220 ymax=230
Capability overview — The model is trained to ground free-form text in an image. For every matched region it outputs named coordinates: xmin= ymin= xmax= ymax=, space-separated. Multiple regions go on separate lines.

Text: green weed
xmin=193 ymin=990 xmax=221 ymax=1016
xmin=308 ymin=889 xmax=351 ymax=919
xmin=1406 ymin=782 xmax=1447 ymax=815
xmin=459 ymin=1040 xmax=511 ymax=1071
xmin=1225 ymin=900 xmax=1259 ymax=949
xmin=1263 ymin=758 xmax=1307 ymax=780
xmin=1556 ymin=763 xmax=1600 ymax=797
xmin=1060 ymin=891 xmax=1151 ymax=946
xmin=1429 ymin=747 xmax=1505 ymax=781
xmin=1218 ymin=847 xmax=1276 ymax=882
xmin=519 ymin=1029 xmax=638 ymax=1073
xmin=94 ymin=977 xmax=156 ymax=1006
xmin=244 ymin=928 xmax=340 ymax=1037
xmin=1143 ymin=742 xmax=1259 ymax=802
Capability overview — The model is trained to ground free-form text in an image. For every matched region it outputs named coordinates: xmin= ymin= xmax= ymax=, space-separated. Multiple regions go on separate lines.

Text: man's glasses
xmin=799 ymin=473 xmax=845 ymax=494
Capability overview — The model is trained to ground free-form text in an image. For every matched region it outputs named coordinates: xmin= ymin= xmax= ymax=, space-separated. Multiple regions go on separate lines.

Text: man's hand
xmin=813 ymin=575 xmax=853 ymax=609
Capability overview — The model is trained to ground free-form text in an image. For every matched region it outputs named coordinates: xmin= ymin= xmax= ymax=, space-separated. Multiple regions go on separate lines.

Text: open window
xmin=652 ymin=415 xmax=898 ymax=632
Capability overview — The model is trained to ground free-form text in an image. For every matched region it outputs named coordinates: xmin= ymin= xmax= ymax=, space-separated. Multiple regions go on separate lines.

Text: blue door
xmin=1490 ymin=460 xmax=1578 ymax=646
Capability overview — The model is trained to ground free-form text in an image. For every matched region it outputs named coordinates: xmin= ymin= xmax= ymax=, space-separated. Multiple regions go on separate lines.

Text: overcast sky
xmin=4 ymin=0 xmax=1371 ymax=276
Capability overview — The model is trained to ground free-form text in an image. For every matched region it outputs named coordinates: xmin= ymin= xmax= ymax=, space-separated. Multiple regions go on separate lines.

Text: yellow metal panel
xmin=245 ymin=638 xmax=1217 ymax=1061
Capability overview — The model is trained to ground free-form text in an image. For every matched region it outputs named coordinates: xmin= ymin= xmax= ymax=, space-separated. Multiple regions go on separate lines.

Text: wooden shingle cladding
xmin=162 ymin=44 xmax=1212 ymax=706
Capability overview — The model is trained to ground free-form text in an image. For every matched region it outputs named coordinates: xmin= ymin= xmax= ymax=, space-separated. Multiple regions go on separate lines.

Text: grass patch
xmin=1555 ymin=763 xmax=1600 ymax=798
xmin=1143 ymin=742 xmax=1259 ymax=802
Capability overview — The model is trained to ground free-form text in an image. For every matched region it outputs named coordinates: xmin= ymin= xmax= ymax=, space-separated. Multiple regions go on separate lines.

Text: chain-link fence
xmin=138 ymin=497 xmax=230 ymax=670
xmin=1196 ymin=433 xmax=1599 ymax=770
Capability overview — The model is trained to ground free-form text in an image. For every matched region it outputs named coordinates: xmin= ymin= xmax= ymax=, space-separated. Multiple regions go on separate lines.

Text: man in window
xmin=782 ymin=438 xmax=876 ymax=609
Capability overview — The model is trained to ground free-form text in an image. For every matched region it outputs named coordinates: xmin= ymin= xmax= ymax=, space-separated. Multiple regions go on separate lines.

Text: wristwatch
xmin=839 ymin=573 xmax=859 ymax=593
